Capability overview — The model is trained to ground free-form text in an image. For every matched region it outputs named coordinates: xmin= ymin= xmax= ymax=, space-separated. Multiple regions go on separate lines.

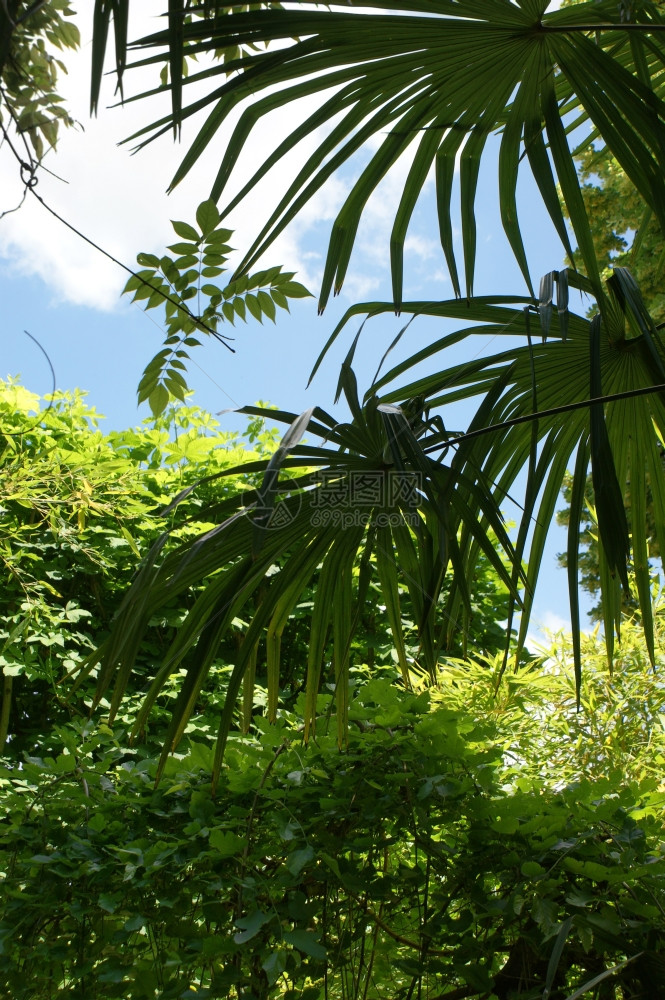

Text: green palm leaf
xmin=84 ymin=396 xmax=520 ymax=789
xmin=93 ymin=1 xmax=665 ymax=308
xmin=332 ymin=273 xmax=665 ymax=684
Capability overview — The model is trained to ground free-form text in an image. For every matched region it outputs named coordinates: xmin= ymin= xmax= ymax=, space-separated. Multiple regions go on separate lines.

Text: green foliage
xmin=0 ymin=377 xmax=518 ymax=785
xmin=0 ymin=379 xmax=283 ymax=754
xmin=77 ymin=1 xmax=665 ymax=713
xmin=0 ymin=0 xmax=79 ymax=159
xmin=125 ymin=199 xmax=310 ymax=416
xmin=576 ymin=146 xmax=665 ymax=323
xmin=2 ymin=618 xmax=665 ymax=998
xmin=86 ymin=380 xmax=526 ymax=789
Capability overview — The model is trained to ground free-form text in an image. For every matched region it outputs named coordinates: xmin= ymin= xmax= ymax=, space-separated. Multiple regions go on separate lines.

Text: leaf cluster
xmin=0 ymin=0 xmax=79 ymax=160
xmin=84 ymin=371 xmax=528 ymax=790
xmin=0 ymin=380 xmax=285 ymax=754
xmin=125 ymin=199 xmax=310 ymax=416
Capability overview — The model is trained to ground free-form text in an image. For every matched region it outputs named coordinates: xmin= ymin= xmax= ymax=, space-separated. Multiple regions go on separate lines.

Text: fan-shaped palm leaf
xmin=327 ymin=269 xmax=665 ymax=692
xmin=83 ymin=387 xmax=520 ymax=790
xmin=92 ymin=0 xmax=665 ymax=309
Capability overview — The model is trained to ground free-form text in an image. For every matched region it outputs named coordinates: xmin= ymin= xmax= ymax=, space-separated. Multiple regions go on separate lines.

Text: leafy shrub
xmin=0 ymin=381 xmax=279 ymax=753
xmin=1 ymin=622 xmax=664 ymax=999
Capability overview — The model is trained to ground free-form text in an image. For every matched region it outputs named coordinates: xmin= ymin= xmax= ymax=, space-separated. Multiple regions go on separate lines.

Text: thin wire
xmin=425 ymin=380 xmax=665 ymax=452
xmin=0 ymin=111 xmax=235 ymax=351
xmin=2 ymin=331 xmax=56 ymax=437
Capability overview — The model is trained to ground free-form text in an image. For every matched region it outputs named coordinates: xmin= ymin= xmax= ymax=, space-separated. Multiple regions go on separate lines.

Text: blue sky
xmin=0 ymin=1 xmax=587 ymax=636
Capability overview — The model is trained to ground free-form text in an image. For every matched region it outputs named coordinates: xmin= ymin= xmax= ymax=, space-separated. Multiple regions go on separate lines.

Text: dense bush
xmin=0 ymin=380 xmax=511 ymax=756
xmin=0 ymin=380 xmax=281 ymax=753
xmin=2 ymin=381 xmax=665 ymax=998
xmin=2 ymin=626 xmax=665 ymax=999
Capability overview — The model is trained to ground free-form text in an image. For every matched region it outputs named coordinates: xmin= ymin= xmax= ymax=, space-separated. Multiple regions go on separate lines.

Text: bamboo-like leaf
xmin=91 ymin=0 xmax=129 ymax=113
xmin=589 ymin=315 xmax=631 ymax=590
xmin=374 ymin=524 xmax=411 ymax=684
xmin=556 ymin=269 xmax=569 ymax=342
xmin=332 ymin=551 xmax=354 ymax=747
xmin=168 ymin=0 xmax=184 ymax=137
xmin=253 ymin=408 xmax=314 ymax=556
xmin=544 ymin=917 xmax=573 ymax=1000
xmin=242 ymin=639 xmax=259 ymax=732
xmin=563 ymin=954 xmax=643 ymax=1000
xmin=499 ymin=64 xmax=541 ymax=297
xmin=541 ymin=72 xmax=604 ymax=304
xmin=303 ymin=536 xmax=355 ymax=741
xmin=567 ymin=441 xmax=591 ymax=701
xmin=390 ymin=123 xmax=444 ymax=310
xmin=627 ymin=396 xmax=655 ymax=665
xmin=538 ymin=273 xmax=554 ymax=341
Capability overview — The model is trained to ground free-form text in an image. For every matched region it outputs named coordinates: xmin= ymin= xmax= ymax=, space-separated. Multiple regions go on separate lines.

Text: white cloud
xmin=537 ymin=610 xmax=571 ymax=635
xmin=338 ymin=271 xmax=382 ymax=302
xmin=0 ymin=4 xmax=350 ymax=309
xmin=404 ymin=234 xmax=438 ymax=260
xmin=0 ymin=3 xmax=481 ymax=312
xmin=525 ymin=609 xmax=573 ymax=654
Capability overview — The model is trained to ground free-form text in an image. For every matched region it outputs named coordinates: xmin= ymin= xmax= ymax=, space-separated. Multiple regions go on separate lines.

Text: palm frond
xmin=85 ymin=394 xmax=520 ymax=790
xmin=329 ymin=276 xmax=665 ymax=683
xmin=91 ymin=1 xmax=665 ymax=308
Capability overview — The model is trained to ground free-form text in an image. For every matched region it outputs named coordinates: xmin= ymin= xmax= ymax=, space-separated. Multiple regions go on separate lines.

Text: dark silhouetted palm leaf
xmin=84 ymin=385 xmax=520 ymax=789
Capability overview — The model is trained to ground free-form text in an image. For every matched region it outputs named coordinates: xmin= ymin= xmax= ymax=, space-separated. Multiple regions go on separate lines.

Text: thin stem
xmin=424 ymin=381 xmax=665 ymax=452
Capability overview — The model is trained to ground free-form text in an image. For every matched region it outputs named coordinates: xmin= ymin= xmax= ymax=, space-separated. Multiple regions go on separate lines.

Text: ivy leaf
xmin=167 ymin=242 xmax=200 ymax=255
xmin=161 ymin=258 xmax=179 ymax=285
xmin=286 ymin=845 xmax=314 ymax=875
xmin=245 ymin=293 xmax=262 ymax=323
xmin=136 ymin=252 xmax=161 ymax=268
xmin=262 ymin=950 xmax=287 ymax=985
xmin=164 ymin=379 xmax=186 ymax=402
xmin=173 ymin=254 xmax=199 ymax=269
xmin=280 ymin=281 xmax=312 ymax=298
xmin=257 ymin=290 xmax=276 ymax=322
xmin=206 ymin=227 xmax=234 ymax=244
xmin=284 ymin=930 xmax=326 ymax=960
xmin=233 ymin=910 xmax=272 ymax=944
xmin=271 ymin=288 xmax=289 ymax=311
xmin=209 ymin=829 xmax=244 ymax=856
